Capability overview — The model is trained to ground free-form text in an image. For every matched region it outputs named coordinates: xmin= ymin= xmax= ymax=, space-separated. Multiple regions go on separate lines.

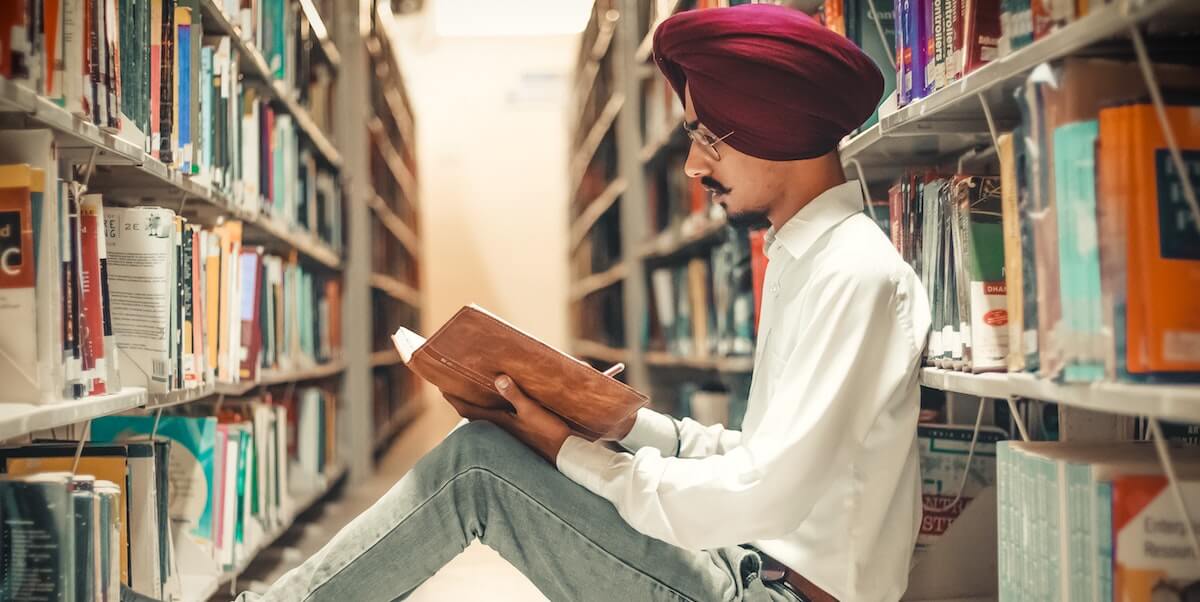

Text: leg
xmin=237 ymin=421 xmax=787 ymax=602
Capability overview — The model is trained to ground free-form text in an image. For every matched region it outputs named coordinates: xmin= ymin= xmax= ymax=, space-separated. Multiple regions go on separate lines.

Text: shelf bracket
xmin=1130 ymin=25 xmax=1200 ymax=239
xmin=976 ymin=93 xmax=1000 ymax=152
xmin=1006 ymin=396 xmax=1031 ymax=442
xmin=71 ymin=420 xmax=92 ymax=476
xmin=178 ymin=190 xmax=189 ymax=216
xmin=150 ymin=408 xmax=164 ymax=440
xmin=1147 ymin=417 xmax=1200 ymax=564
xmin=848 ymin=158 xmax=878 ymax=222
xmin=80 ymin=146 xmax=99 ymax=190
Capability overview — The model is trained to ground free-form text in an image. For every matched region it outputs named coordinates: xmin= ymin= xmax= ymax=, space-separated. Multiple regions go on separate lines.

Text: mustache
xmin=701 ymin=176 xmax=730 ymax=195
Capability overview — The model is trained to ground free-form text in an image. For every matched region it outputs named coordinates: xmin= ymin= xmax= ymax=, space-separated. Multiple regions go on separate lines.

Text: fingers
xmin=444 ymin=394 xmax=510 ymax=425
xmin=494 ymin=374 xmax=535 ymax=412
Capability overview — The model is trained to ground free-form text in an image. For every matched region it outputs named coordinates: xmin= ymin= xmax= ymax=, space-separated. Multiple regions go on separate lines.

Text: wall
xmin=393 ymin=26 xmax=576 ymax=354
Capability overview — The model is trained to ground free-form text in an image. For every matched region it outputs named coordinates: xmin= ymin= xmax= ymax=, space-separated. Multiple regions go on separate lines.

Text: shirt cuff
xmin=555 ymin=435 xmax=622 ymax=495
xmin=618 ymin=408 xmax=678 ymax=456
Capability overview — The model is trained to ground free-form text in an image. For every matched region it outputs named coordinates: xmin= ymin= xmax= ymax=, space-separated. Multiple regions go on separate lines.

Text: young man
xmin=238 ymin=5 xmax=930 ymax=601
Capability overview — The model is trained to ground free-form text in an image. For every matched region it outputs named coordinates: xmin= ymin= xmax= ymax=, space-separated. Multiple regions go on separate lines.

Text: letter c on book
xmin=0 ymin=247 xmax=19 ymax=275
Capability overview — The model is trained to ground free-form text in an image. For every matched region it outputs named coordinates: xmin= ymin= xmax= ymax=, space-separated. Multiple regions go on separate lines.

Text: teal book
xmin=90 ymin=415 xmax=217 ymax=546
xmin=849 ymin=0 xmax=896 ymax=129
xmin=0 ymin=473 xmax=74 ymax=602
xmin=72 ymin=476 xmax=96 ymax=602
xmin=1053 ymin=120 xmax=1104 ymax=382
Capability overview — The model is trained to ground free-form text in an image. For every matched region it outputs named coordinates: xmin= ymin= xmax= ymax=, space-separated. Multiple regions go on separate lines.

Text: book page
xmin=391 ymin=327 xmax=426 ymax=363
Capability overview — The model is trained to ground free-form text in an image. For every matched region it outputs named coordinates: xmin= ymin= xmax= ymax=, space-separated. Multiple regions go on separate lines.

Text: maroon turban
xmin=653 ymin=4 xmax=883 ymax=161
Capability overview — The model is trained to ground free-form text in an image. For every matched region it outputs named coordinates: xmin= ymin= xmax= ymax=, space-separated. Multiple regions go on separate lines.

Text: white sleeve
xmin=617 ymin=408 xmax=742 ymax=458
xmin=556 ymin=271 xmax=916 ymax=550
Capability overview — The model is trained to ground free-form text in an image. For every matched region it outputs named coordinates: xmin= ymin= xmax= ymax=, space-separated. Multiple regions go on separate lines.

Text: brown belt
xmin=758 ymin=554 xmax=838 ymax=602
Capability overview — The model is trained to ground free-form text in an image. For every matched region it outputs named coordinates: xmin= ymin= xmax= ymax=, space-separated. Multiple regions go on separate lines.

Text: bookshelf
xmin=0 ymin=0 xmax=422 ymax=598
xmin=362 ymin=2 xmax=426 ymax=456
xmin=569 ymin=0 xmax=1200 ymax=598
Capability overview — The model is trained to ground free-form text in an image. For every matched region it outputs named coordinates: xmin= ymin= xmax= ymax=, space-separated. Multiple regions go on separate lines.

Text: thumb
xmin=494 ymin=375 xmax=533 ymax=412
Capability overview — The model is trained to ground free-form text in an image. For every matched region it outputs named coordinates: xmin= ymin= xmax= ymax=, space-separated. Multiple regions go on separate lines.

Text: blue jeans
xmin=236 ymin=421 xmax=801 ymax=601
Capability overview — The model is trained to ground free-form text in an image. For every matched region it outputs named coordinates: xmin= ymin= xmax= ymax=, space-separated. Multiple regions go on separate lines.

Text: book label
xmin=1155 ymin=149 xmax=1200 ymax=261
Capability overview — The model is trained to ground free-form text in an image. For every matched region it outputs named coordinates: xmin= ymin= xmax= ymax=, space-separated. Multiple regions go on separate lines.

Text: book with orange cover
xmin=392 ymin=305 xmax=648 ymax=440
xmin=0 ymin=164 xmax=40 ymax=404
xmin=1120 ymin=103 xmax=1200 ymax=376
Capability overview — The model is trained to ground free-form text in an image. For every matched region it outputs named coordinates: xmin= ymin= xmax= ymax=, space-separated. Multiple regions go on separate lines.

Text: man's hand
xmin=443 ymin=375 xmax=573 ymax=463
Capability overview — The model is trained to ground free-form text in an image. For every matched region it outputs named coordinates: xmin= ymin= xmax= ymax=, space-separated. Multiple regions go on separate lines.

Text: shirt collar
xmin=763 ymin=181 xmax=865 ymax=260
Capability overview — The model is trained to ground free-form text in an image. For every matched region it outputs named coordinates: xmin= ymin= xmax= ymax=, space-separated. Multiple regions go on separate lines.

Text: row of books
xmin=997 ymin=441 xmax=1200 ymax=601
xmin=0 ymin=386 xmax=338 ymax=600
xmin=818 ymin=0 xmax=896 ymax=127
xmin=373 ymin=364 xmax=417 ymax=442
xmin=574 ymin=283 xmax=626 ymax=349
xmin=0 ymin=2 xmax=344 ymax=248
xmin=0 ymin=149 xmax=342 ymax=404
xmin=372 ymin=218 xmax=419 ymax=287
xmin=646 ymin=153 xmax=709 ymax=236
xmin=886 ymin=59 xmax=1200 ymax=381
xmin=646 ymin=227 xmax=766 ymax=358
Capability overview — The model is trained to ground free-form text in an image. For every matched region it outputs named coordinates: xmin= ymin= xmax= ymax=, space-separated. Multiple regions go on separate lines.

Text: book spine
xmin=159 ymin=0 xmax=174 ymax=164
xmin=78 ymin=194 xmax=107 ymax=395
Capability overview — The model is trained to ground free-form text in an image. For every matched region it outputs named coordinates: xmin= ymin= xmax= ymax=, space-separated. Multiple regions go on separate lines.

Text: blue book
xmin=90 ymin=415 xmax=217 ymax=546
xmin=178 ymin=23 xmax=192 ymax=173
xmin=1053 ymin=120 xmax=1104 ymax=382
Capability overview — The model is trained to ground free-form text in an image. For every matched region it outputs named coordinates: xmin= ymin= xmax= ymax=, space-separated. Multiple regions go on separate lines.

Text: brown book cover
xmin=393 ymin=305 xmax=648 ymax=440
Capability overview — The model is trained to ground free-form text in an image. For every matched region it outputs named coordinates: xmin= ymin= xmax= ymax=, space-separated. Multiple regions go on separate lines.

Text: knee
xmin=436 ymin=420 xmax=534 ymax=474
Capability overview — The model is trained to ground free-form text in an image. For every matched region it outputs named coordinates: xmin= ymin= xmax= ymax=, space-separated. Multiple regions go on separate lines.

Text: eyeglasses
xmin=682 ymin=121 xmax=735 ymax=161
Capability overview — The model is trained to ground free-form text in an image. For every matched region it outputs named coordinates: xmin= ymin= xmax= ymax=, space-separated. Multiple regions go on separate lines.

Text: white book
xmin=126 ymin=442 xmax=163 ymax=598
xmin=220 ymin=434 xmax=239 ymax=569
xmin=274 ymin=404 xmax=291 ymax=521
xmin=62 ymin=0 xmax=85 ymax=116
xmin=0 ymin=131 xmax=64 ymax=404
xmin=103 ymin=206 xmax=176 ymax=393
xmin=0 ymin=165 xmax=42 ymax=404
xmin=297 ymin=388 xmax=321 ymax=477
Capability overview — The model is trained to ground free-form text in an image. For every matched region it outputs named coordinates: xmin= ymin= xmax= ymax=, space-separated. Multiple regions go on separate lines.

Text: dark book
xmin=0 ymin=473 xmax=74 ymax=602
xmin=159 ymin=0 xmax=175 ymax=164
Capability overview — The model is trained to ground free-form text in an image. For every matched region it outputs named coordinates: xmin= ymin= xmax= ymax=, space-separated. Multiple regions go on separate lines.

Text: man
xmin=238 ymin=4 xmax=930 ymax=601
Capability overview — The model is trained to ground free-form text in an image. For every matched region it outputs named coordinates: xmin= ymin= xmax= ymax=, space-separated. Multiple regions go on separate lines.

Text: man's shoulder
xmin=812 ymin=214 xmax=915 ymax=288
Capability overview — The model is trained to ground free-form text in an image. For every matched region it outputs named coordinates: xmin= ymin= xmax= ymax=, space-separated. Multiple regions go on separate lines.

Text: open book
xmin=392 ymin=304 xmax=648 ymax=440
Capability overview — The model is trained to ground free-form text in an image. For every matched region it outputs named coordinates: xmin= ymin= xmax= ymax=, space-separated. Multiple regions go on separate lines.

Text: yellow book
xmin=998 ymin=133 xmax=1023 ymax=372
xmin=205 ymin=228 xmax=220 ymax=374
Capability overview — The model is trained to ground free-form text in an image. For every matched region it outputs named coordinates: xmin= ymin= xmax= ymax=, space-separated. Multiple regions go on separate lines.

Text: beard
xmin=720 ymin=202 xmax=771 ymax=231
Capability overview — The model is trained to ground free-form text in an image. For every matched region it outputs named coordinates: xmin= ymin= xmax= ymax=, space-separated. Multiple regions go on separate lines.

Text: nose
xmin=683 ymin=141 xmax=712 ymax=179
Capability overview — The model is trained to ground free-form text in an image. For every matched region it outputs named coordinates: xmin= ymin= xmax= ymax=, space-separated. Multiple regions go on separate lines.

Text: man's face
xmin=682 ymin=85 xmax=780 ymax=230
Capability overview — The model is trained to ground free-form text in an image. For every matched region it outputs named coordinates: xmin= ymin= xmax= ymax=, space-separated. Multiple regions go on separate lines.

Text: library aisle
xmin=4 ymin=0 xmax=1200 ymax=600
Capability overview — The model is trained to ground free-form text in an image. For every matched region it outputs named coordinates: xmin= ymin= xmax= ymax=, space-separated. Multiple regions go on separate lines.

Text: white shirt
xmin=556 ymin=181 xmax=932 ymax=601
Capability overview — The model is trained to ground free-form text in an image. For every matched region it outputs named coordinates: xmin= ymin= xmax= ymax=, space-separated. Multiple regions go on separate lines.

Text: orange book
xmin=205 ymin=227 xmax=221 ymax=375
xmin=1123 ymin=104 xmax=1200 ymax=374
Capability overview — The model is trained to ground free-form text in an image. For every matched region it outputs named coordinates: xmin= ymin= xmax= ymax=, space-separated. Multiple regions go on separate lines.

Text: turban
xmin=653 ymin=4 xmax=883 ymax=161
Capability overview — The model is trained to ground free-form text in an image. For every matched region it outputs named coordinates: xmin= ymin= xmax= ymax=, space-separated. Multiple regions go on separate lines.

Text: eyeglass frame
xmin=682 ymin=120 xmax=736 ymax=161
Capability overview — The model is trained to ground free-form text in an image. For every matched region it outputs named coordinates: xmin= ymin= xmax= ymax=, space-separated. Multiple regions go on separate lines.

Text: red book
xmin=963 ymin=0 xmax=1001 ymax=74
xmin=78 ymin=194 xmax=107 ymax=395
xmin=688 ymin=177 xmax=708 ymax=216
xmin=749 ymin=229 xmax=769 ymax=334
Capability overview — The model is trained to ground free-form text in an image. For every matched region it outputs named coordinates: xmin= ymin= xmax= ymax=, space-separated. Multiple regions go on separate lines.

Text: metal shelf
xmin=639 ymin=213 xmax=728 ymax=261
xmin=569 ymin=93 xmax=626 ymax=196
xmin=368 ymin=194 xmax=421 ymax=260
xmin=570 ymin=178 xmax=628 ymax=253
xmin=839 ymin=0 xmax=1200 ymax=181
xmin=572 ymin=340 xmax=629 ymax=364
xmin=368 ymin=118 xmax=420 ymax=208
xmin=572 ymin=14 xmax=619 ymax=123
xmin=370 ymin=349 xmax=403 ymax=368
xmin=298 ymin=0 xmax=342 ymax=71
xmin=569 ymin=262 xmax=628 ymax=302
xmin=213 ymin=361 xmax=347 ymax=397
xmin=0 ymin=388 xmax=148 ymax=441
xmin=143 ymin=382 xmax=218 ymax=411
xmin=370 ymin=273 xmax=422 ymax=309
xmin=198 ymin=0 xmax=342 ymax=170
xmin=920 ymin=368 xmax=1200 ymax=423
xmin=644 ymin=351 xmax=754 ymax=374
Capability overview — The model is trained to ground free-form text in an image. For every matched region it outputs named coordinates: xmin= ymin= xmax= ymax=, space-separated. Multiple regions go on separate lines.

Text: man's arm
xmin=616 ymin=408 xmax=742 ymax=458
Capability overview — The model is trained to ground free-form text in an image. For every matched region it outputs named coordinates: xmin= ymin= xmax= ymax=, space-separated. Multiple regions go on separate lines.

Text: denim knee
xmin=436 ymin=420 xmax=534 ymax=474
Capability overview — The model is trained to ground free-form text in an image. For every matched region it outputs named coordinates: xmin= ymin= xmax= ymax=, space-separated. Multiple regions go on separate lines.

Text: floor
xmin=226 ymin=396 xmax=549 ymax=601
